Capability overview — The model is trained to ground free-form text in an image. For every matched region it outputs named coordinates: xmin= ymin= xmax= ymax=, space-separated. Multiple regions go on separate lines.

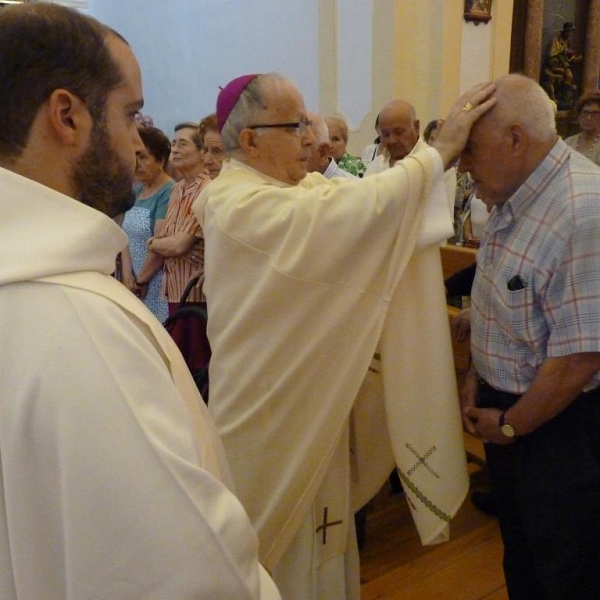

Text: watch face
xmin=500 ymin=423 xmax=517 ymax=438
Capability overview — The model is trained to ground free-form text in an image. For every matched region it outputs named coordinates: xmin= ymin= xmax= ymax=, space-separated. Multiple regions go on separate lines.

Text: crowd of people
xmin=2 ymin=3 xmax=600 ymax=600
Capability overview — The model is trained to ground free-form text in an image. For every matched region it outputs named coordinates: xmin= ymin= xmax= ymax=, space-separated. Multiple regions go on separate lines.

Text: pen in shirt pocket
xmin=507 ymin=274 xmax=526 ymax=291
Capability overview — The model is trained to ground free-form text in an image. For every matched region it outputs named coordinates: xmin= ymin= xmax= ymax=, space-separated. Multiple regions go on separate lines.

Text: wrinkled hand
xmin=137 ymin=282 xmax=149 ymax=300
xmin=188 ymin=248 xmax=204 ymax=267
xmin=463 ymin=406 xmax=515 ymax=445
xmin=460 ymin=368 xmax=480 ymax=435
xmin=122 ymin=272 xmax=148 ymax=299
xmin=461 ymin=371 xmax=516 ymax=445
xmin=433 ymin=81 xmax=497 ymax=169
xmin=451 ymin=308 xmax=471 ymax=342
xmin=122 ymin=273 xmax=139 ymax=295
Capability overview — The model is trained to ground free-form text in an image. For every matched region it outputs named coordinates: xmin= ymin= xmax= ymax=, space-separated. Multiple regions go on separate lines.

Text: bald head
xmin=377 ymin=99 xmax=420 ymax=166
xmin=459 ymin=74 xmax=558 ymax=209
xmin=482 ymin=74 xmax=556 ymax=143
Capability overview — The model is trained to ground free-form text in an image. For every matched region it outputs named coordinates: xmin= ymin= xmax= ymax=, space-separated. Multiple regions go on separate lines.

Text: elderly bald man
xmin=366 ymin=98 xmax=457 ymax=220
xmin=306 ymin=111 xmax=355 ymax=179
xmin=462 ymin=73 xmax=600 ymax=600
xmin=365 ymin=98 xmax=422 ymax=173
xmin=193 ymin=72 xmax=495 ymax=600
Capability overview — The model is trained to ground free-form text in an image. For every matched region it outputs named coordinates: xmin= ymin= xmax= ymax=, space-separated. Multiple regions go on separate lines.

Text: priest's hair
xmin=0 ymin=3 xmax=126 ymax=162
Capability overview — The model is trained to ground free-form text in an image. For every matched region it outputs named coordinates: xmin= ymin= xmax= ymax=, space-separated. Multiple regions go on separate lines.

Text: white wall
xmin=86 ymin=0 xmax=513 ymax=157
xmin=460 ymin=21 xmax=493 ymax=94
xmin=88 ymin=0 xmax=320 ymax=136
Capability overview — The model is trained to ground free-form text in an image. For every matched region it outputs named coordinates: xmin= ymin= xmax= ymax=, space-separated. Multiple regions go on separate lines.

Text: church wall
xmin=86 ymin=0 xmax=514 ymax=157
xmin=343 ymin=0 xmax=514 ymax=156
xmin=318 ymin=0 xmax=396 ymax=156
xmin=87 ymin=0 xmax=321 ymax=136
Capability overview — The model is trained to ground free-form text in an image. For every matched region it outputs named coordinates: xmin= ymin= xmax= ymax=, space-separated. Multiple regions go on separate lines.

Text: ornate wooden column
xmin=523 ymin=0 xmax=544 ymax=80
xmin=582 ymin=0 xmax=600 ymax=92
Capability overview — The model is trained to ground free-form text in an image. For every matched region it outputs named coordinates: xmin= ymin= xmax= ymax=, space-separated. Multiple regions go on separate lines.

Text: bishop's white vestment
xmin=0 ymin=167 xmax=280 ymax=600
xmin=195 ymin=151 xmax=469 ymax=600
xmin=365 ymin=135 xmax=457 ymax=222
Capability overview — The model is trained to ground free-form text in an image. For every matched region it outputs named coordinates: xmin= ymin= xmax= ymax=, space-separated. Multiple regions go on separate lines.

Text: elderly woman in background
xmin=121 ymin=126 xmax=174 ymax=322
xmin=565 ymin=90 xmax=600 ymax=166
xmin=199 ymin=113 xmax=226 ymax=180
xmin=325 ymin=115 xmax=366 ymax=177
xmin=186 ymin=114 xmax=225 ymax=291
xmin=148 ymin=122 xmax=211 ymax=377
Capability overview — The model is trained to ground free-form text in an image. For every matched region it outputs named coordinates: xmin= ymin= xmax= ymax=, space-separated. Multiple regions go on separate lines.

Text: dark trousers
xmin=478 ymin=382 xmax=600 ymax=600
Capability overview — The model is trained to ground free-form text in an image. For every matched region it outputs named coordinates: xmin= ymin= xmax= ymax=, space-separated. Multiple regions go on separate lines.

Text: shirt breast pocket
xmin=492 ymin=279 xmax=545 ymax=344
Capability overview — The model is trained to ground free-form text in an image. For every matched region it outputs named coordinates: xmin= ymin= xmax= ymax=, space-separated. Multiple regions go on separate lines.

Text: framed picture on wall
xmin=464 ymin=0 xmax=493 ymax=25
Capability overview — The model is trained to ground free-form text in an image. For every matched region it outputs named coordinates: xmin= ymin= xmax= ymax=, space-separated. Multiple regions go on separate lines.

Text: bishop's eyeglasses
xmin=247 ymin=118 xmax=313 ymax=136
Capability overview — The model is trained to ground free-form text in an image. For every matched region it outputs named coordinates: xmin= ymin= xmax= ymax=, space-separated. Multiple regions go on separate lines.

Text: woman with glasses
xmin=565 ymin=91 xmax=600 ymax=166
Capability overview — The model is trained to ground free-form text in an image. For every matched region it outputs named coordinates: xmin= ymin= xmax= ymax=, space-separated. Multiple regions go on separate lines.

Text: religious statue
xmin=542 ymin=22 xmax=582 ymax=109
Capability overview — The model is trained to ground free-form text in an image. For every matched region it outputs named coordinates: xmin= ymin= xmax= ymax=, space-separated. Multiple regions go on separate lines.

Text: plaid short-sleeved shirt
xmin=472 ymin=139 xmax=600 ymax=393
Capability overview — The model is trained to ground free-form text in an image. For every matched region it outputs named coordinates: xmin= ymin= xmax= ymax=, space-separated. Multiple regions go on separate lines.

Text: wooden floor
xmin=359 ymin=457 xmax=507 ymax=600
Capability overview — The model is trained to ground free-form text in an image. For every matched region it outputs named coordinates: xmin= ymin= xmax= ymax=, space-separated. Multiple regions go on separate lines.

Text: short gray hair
xmin=221 ymin=73 xmax=294 ymax=155
xmin=174 ymin=121 xmax=202 ymax=150
xmin=325 ymin=115 xmax=349 ymax=143
xmin=488 ymin=74 xmax=556 ymax=143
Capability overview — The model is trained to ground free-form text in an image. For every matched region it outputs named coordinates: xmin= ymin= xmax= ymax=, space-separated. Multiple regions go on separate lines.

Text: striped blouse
xmin=161 ymin=174 xmax=211 ymax=303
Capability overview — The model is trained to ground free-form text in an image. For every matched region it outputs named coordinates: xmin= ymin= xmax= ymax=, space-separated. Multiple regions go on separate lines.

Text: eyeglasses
xmin=247 ymin=118 xmax=313 ymax=136
xmin=580 ymin=109 xmax=600 ymax=118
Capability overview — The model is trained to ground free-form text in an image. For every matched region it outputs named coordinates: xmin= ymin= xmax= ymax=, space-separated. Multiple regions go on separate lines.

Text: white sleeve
xmin=416 ymin=147 xmax=455 ymax=248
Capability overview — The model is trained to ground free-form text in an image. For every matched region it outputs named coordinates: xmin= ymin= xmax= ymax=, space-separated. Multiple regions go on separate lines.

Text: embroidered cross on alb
xmin=405 ymin=443 xmax=440 ymax=478
xmin=315 ymin=507 xmax=343 ymax=544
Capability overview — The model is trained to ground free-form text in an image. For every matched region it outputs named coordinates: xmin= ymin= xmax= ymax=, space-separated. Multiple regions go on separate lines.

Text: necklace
xmin=575 ymin=132 xmax=600 ymax=158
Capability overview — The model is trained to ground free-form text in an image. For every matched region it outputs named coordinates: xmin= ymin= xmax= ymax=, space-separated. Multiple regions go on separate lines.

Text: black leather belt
xmin=478 ymin=377 xmax=600 ymax=409
xmin=477 ymin=378 xmax=520 ymax=410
